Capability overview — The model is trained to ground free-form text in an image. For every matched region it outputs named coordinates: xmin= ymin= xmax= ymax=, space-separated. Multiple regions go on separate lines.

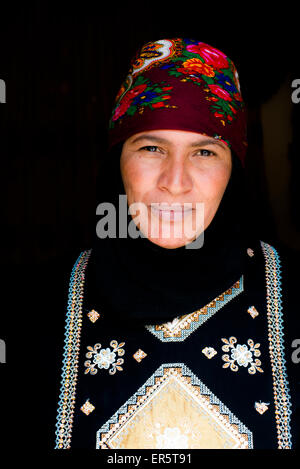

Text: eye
xmin=195 ymin=149 xmax=216 ymax=157
xmin=140 ymin=145 xmax=160 ymax=153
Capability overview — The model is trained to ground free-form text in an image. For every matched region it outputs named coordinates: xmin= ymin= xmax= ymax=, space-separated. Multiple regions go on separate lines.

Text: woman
xmin=53 ymin=38 xmax=299 ymax=449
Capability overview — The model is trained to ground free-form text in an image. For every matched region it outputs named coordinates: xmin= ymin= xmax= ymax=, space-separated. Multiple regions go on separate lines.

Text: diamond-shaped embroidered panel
xmin=96 ymin=363 xmax=252 ymax=449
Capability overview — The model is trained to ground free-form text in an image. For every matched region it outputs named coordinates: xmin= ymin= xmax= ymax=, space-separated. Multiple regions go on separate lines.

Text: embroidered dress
xmin=54 ymin=239 xmax=299 ymax=449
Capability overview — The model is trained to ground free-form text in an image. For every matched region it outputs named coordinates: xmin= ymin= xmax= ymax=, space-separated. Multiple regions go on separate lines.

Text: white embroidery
xmin=202 ymin=347 xmax=217 ymax=359
xmin=156 ymin=427 xmax=189 ymax=449
xmin=221 ymin=337 xmax=263 ymax=374
xmin=84 ymin=340 xmax=125 ymax=375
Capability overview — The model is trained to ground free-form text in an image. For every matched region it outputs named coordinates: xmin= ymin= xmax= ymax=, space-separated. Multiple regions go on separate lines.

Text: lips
xmin=150 ymin=203 xmax=193 ymax=222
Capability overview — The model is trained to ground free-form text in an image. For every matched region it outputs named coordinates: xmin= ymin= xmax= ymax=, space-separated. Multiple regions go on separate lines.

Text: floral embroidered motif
xmin=84 ymin=340 xmax=125 ymax=375
xmin=221 ymin=337 xmax=263 ymax=374
xmin=110 ymin=39 xmax=244 ymax=130
xmin=156 ymin=427 xmax=189 ymax=449
xmin=202 ymin=347 xmax=217 ymax=359
xmin=87 ymin=309 xmax=100 ymax=323
xmin=80 ymin=399 xmax=95 ymax=416
xmin=133 ymin=349 xmax=147 ymax=363
xmin=162 ymin=39 xmax=244 ymax=126
xmin=254 ymin=401 xmax=270 ymax=415
xmin=247 ymin=306 xmax=259 ymax=319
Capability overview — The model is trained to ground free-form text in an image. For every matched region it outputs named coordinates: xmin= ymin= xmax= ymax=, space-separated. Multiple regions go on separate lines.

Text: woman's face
xmin=120 ymin=129 xmax=232 ymax=249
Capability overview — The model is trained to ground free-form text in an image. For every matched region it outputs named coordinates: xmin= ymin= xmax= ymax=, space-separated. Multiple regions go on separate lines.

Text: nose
xmin=157 ymin=154 xmax=193 ymax=196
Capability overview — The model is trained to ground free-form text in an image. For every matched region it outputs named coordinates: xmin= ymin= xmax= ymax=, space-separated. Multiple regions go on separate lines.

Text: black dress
xmin=50 ymin=236 xmax=299 ymax=450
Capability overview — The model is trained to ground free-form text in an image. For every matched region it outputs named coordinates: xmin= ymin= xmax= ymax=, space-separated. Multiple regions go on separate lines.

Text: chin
xmin=147 ymin=235 xmax=191 ymax=249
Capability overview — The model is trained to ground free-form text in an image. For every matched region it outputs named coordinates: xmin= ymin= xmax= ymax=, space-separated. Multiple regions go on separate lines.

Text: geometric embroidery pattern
xmin=260 ymin=241 xmax=293 ymax=449
xmin=145 ymin=277 xmax=243 ymax=342
xmin=54 ymin=249 xmax=92 ymax=449
xmin=96 ymin=363 xmax=253 ymax=449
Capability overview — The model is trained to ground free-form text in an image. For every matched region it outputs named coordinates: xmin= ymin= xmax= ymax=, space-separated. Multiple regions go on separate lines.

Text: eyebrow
xmin=130 ymin=134 xmax=227 ymax=150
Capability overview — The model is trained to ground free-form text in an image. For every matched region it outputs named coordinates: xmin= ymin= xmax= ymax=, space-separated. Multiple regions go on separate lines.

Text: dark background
xmin=0 ymin=1 xmax=300 ymax=456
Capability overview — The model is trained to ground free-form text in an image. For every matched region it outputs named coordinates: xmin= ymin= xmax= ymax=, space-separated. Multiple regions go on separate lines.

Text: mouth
xmin=149 ymin=203 xmax=193 ymax=222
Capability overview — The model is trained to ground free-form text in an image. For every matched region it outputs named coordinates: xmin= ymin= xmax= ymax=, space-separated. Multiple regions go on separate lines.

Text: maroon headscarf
xmin=108 ymin=38 xmax=248 ymax=166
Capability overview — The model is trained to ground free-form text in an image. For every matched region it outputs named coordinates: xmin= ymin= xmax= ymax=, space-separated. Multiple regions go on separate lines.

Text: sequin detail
xmin=202 ymin=347 xmax=217 ymax=359
xmin=87 ymin=309 xmax=100 ymax=323
xmin=81 ymin=399 xmax=95 ymax=416
xmin=133 ymin=349 xmax=147 ymax=363
xmin=247 ymin=306 xmax=259 ymax=319
xmin=254 ymin=401 xmax=270 ymax=415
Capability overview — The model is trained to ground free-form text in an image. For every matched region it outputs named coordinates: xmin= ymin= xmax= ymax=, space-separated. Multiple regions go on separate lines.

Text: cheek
xmin=196 ymin=166 xmax=231 ymax=204
xmin=121 ymin=159 xmax=155 ymax=204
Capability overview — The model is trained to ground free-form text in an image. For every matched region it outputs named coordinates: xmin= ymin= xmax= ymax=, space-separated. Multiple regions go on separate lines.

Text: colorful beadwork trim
xmin=96 ymin=363 xmax=253 ymax=449
xmin=260 ymin=241 xmax=292 ymax=449
xmin=145 ymin=277 xmax=243 ymax=342
xmin=54 ymin=249 xmax=92 ymax=449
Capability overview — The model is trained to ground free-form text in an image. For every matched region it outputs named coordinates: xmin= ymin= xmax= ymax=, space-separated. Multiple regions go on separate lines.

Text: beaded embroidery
xmin=96 ymin=363 xmax=253 ymax=449
xmin=260 ymin=241 xmax=292 ymax=449
xmin=146 ymin=277 xmax=243 ymax=342
xmin=202 ymin=347 xmax=217 ymax=359
xmin=54 ymin=249 xmax=91 ymax=449
xmin=254 ymin=401 xmax=270 ymax=415
xmin=221 ymin=337 xmax=263 ymax=374
xmin=133 ymin=349 xmax=147 ymax=363
xmin=87 ymin=309 xmax=100 ymax=323
xmin=84 ymin=340 xmax=125 ymax=375
xmin=54 ymin=240 xmax=293 ymax=449
xmin=247 ymin=306 xmax=259 ymax=319
xmin=81 ymin=399 xmax=95 ymax=416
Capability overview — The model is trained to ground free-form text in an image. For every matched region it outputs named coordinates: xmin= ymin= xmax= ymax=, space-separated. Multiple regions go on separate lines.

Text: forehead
xmin=126 ymin=129 xmax=229 ymax=151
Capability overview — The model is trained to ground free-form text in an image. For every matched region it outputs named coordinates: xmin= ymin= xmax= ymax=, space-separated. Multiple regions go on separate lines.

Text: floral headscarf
xmin=108 ymin=38 xmax=248 ymax=166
